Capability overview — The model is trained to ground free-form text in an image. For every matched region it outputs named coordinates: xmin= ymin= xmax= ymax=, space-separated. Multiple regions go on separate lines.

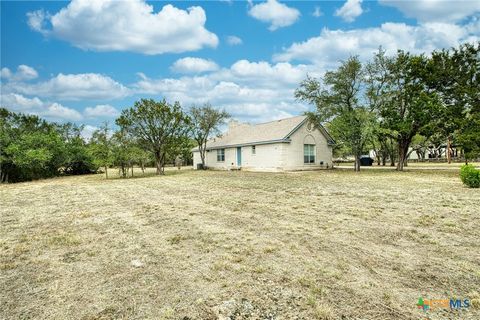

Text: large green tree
xmin=368 ymin=51 xmax=441 ymax=171
xmin=189 ymin=103 xmax=230 ymax=168
xmin=0 ymin=108 xmax=65 ymax=182
xmin=116 ymin=99 xmax=191 ymax=175
xmin=296 ymin=56 xmax=374 ymax=171
xmin=426 ymin=42 xmax=480 ymax=163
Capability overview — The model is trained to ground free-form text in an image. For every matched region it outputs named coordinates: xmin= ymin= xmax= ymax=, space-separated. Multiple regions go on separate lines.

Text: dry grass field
xmin=1 ymin=168 xmax=479 ymax=320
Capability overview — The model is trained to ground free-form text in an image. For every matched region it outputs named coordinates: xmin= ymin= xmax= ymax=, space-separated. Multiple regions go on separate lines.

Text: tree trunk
xmin=105 ymin=165 xmax=108 ymax=179
xmin=155 ymin=151 xmax=162 ymax=175
xmin=199 ymin=140 xmax=207 ymax=169
xmin=131 ymin=165 xmax=134 ymax=177
xmin=354 ymin=155 xmax=361 ymax=172
xmin=200 ymin=148 xmax=206 ymax=168
xmin=396 ymin=139 xmax=410 ymax=171
xmin=120 ymin=165 xmax=127 ymax=178
xmin=447 ymin=136 xmax=452 ymax=164
xmin=141 ymin=161 xmax=145 ymax=175
xmin=390 ymin=157 xmax=395 ymax=167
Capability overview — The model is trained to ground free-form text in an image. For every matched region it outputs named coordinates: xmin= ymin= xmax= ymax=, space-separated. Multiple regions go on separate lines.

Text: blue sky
xmin=1 ymin=0 xmax=479 ymax=137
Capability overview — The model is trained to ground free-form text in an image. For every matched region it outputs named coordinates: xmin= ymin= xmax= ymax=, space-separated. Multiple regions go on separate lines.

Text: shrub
xmin=460 ymin=164 xmax=480 ymax=188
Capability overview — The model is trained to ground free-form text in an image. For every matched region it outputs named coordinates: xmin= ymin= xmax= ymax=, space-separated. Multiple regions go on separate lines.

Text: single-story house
xmin=193 ymin=115 xmax=335 ymax=171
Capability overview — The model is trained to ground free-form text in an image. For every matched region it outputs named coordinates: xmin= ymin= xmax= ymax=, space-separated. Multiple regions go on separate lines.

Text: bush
xmin=460 ymin=164 xmax=480 ymax=188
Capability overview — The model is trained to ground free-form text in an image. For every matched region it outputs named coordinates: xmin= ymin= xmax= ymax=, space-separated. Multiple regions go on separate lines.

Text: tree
xmin=366 ymin=48 xmax=398 ymax=167
xmin=0 ymin=108 xmax=65 ymax=182
xmin=129 ymin=145 xmax=150 ymax=175
xmin=116 ymin=99 xmax=191 ymax=175
xmin=426 ymin=42 xmax=480 ymax=163
xmin=189 ymin=104 xmax=230 ymax=169
xmin=163 ymin=136 xmax=195 ymax=168
xmin=57 ymin=123 xmax=96 ymax=175
xmin=369 ymin=51 xmax=441 ymax=171
xmin=454 ymin=43 xmax=480 ymax=162
xmin=111 ymin=128 xmax=135 ymax=178
xmin=295 ymin=56 xmax=374 ymax=171
xmin=408 ymin=134 xmax=429 ymax=161
xmin=90 ymin=122 xmax=112 ymax=178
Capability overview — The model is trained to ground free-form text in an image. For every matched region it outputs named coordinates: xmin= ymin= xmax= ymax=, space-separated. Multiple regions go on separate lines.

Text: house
xmin=193 ymin=115 xmax=335 ymax=171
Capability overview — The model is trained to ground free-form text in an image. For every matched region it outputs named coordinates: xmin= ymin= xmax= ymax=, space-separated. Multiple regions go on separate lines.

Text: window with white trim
xmin=217 ymin=149 xmax=225 ymax=162
xmin=304 ymin=144 xmax=315 ymax=164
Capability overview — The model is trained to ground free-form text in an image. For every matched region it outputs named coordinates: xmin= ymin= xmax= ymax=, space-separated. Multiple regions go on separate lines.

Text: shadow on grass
xmin=331 ymin=166 xmax=460 ymax=178
xmin=98 ymin=167 xmax=193 ymax=180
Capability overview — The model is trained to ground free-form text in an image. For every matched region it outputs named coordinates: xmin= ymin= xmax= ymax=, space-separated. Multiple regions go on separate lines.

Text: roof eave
xmin=193 ymin=138 xmax=291 ymax=151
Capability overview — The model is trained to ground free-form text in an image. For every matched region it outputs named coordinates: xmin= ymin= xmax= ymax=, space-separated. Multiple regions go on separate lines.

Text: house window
xmin=217 ymin=149 xmax=225 ymax=162
xmin=252 ymin=145 xmax=256 ymax=155
xmin=304 ymin=144 xmax=315 ymax=164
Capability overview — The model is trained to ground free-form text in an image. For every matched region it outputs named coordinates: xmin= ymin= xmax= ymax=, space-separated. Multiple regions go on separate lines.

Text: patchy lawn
xmin=1 ymin=169 xmax=479 ymax=319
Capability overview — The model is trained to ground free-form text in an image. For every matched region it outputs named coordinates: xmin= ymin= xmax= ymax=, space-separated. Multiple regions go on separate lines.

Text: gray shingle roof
xmin=193 ymin=115 xmax=334 ymax=151
xmin=204 ymin=115 xmax=307 ymax=149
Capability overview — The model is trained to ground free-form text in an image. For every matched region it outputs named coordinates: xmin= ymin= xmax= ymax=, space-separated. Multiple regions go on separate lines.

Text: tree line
xmin=0 ymin=101 xmax=229 ymax=182
xmin=296 ymin=42 xmax=479 ymax=171
xmin=1 ymin=42 xmax=478 ymax=181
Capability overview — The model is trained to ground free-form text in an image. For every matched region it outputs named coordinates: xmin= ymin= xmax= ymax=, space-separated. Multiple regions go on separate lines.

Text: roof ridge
xmin=249 ymin=114 xmax=306 ymax=127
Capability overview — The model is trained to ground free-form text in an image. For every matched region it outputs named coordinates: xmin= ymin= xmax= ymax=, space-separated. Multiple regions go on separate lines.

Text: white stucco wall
xmin=193 ymin=121 xmax=333 ymax=171
xmin=238 ymin=143 xmax=285 ymax=171
xmin=201 ymin=147 xmax=237 ymax=170
xmin=282 ymin=122 xmax=333 ymax=170
xmin=193 ymin=143 xmax=285 ymax=171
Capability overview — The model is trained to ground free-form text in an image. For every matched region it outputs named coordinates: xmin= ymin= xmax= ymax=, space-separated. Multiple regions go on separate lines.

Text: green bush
xmin=460 ymin=164 xmax=480 ymax=188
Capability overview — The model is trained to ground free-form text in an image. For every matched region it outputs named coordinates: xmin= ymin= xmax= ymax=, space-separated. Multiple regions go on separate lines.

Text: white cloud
xmin=133 ymin=59 xmax=312 ymax=122
xmin=274 ymin=21 xmax=479 ymax=67
xmin=227 ymin=60 xmax=309 ymax=85
xmin=44 ymin=102 xmax=83 ymax=121
xmin=1 ymin=93 xmax=43 ymax=111
xmin=248 ymin=0 xmax=300 ymax=31
xmin=5 ymin=72 xmax=129 ymax=101
xmin=170 ymin=57 xmax=219 ymax=74
xmin=26 ymin=9 xmax=49 ymax=34
xmin=380 ymin=0 xmax=480 ymax=23
xmin=313 ymin=6 xmax=323 ymax=18
xmin=1 ymin=68 xmax=13 ymax=79
xmin=81 ymin=125 xmax=99 ymax=140
xmin=1 ymin=93 xmax=82 ymax=121
xmin=84 ymin=104 xmax=119 ymax=118
xmin=335 ymin=0 xmax=363 ymax=23
xmin=227 ymin=35 xmax=243 ymax=46
xmin=27 ymin=0 xmax=218 ymax=55
xmin=1 ymin=65 xmax=38 ymax=81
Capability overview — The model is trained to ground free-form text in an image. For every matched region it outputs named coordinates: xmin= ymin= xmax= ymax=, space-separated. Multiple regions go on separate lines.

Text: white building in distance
xmin=193 ymin=115 xmax=335 ymax=171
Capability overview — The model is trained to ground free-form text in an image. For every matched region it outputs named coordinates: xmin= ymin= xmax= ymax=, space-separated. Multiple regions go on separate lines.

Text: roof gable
xmin=195 ymin=115 xmax=335 ymax=150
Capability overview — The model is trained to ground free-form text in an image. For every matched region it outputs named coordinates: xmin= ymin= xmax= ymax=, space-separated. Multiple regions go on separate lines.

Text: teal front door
xmin=236 ymin=147 xmax=242 ymax=166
